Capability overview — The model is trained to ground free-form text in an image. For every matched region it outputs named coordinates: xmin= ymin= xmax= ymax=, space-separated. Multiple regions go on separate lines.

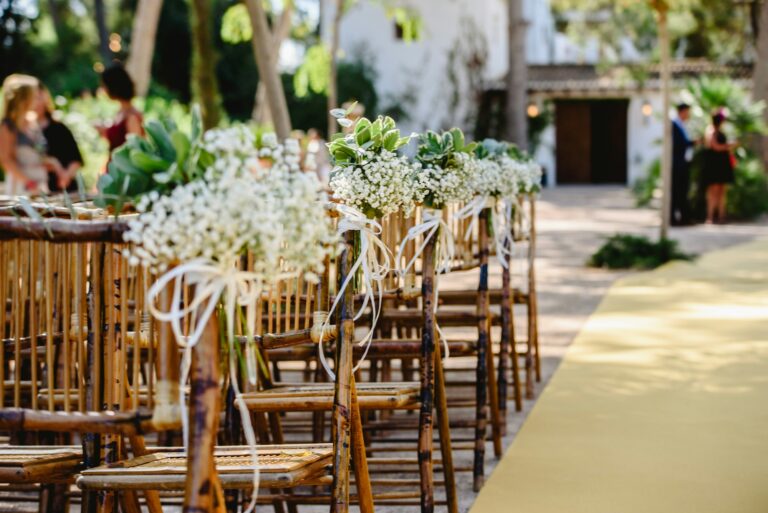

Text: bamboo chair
xmin=75 ymin=223 xmax=376 ymax=513
xmin=0 ymin=215 xmax=177 ymax=513
xmin=240 ymin=210 xmax=458 ymax=513
xmin=368 ymin=201 xmax=527 ymax=492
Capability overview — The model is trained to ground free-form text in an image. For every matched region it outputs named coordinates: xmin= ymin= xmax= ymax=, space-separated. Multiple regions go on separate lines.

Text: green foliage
xmin=95 ymin=106 xmax=204 ymax=208
xmin=589 ymin=234 xmax=693 ymax=270
xmin=551 ymin=0 xmax=750 ymax=63
xmin=632 ymin=158 xmax=660 ymax=207
xmin=283 ymin=59 xmax=379 ymax=138
xmin=727 ymin=158 xmax=768 ymax=220
xmin=682 ymin=76 xmax=768 ymax=140
xmin=220 ymin=4 xmax=252 ymax=44
xmin=416 ymin=128 xmax=477 ymax=169
xmin=386 ymin=6 xmax=422 ymax=42
xmin=327 ymin=113 xmax=411 ymax=164
xmin=293 ymin=44 xmax=331 ymax=98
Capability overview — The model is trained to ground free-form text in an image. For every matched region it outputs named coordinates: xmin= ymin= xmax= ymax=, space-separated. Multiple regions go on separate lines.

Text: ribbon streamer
xmin=396 ymin=208 xmax=456 ymax=360
xmin=317 ymin=204 xmax=392 ymax=380
xmin=453 ymin=195 xmax=490 ymax=242
xmin=493 ymin=200 xmax=515 ymax=269
xmin=147 ymin=259 xmax=287 ymax=513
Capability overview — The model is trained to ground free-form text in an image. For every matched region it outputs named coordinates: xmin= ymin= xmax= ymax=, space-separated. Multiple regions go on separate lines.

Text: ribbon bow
xmin=317 ymin=204 xmax=391 ymax=380
xmin=395 ymin=208 xmax=457 ymax=359
xmin=147 ymin=258 xmax=273 ymax=513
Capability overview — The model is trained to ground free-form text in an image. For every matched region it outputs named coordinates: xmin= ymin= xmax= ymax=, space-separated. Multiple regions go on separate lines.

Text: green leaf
xmin=129 ymin=150 xmax=170 ymax=172
xmin=221 ymin=4 xmax=252 ymax=44
xmin=145 ymin=120 xmax=177 ymax=162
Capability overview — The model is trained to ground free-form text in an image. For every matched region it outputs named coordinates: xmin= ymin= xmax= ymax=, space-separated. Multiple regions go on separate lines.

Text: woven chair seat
xmin=242 ymin=382 xmax=420 ymax=412
xmin=77 ymin=444 xmax=332 ymax=490
xmin=0 ymin=446 xmax=82 ymax=483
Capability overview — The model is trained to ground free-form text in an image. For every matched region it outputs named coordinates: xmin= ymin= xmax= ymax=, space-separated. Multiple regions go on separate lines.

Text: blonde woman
xmin=0 ymin=74 xmax=50 ymax=195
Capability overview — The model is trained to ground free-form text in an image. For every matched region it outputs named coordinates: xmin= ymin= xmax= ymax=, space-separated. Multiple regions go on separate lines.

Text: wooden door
xmin=591 ymin=100 xmax=628 ymax=183
xmin=555 ymin=101 xmax=591 ymax=183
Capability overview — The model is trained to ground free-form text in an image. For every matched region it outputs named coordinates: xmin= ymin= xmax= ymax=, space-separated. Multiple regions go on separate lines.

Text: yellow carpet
xmin=472 ymin=238 xmax=768 ymax=513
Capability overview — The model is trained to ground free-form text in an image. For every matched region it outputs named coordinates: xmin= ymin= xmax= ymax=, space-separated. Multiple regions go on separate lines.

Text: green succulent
xmin=96 ymin=105 xmax=205 ymax=209
xmin=327 ymin=115 xmax=412 ymax=166
xmin=416 ymin=128 xmax=476 ymax=169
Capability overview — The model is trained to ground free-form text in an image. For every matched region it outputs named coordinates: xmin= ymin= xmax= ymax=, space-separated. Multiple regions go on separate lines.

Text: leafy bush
xmin=588 ymin=234 xmax=693 ymax=270
xmin=727 ymin=158 xmax=768 ymax=219
xmin=631 ymin=158 xmax=660 ymax=207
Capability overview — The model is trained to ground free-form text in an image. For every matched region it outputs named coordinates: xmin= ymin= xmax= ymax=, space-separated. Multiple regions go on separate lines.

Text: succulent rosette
xmin=328 ymin=114 xmax=417 ymax=219
xmin=412 ymin=128 xmax=478 ymax=209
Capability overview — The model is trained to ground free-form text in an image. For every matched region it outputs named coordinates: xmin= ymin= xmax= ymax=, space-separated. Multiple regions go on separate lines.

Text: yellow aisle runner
xmin=472 ymin=238 xmax=768 ymax=513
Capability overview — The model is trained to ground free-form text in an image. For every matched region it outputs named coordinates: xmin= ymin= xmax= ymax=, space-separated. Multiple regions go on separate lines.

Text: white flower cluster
xmin=201 ymin=125 xmax=257 ymax=159
xmin=257 ymin=133 xmax=302 ymax=174
xmin=470 ymin=156 xmax=520 ymax=200
xmin=330 ymin=150 xmax=419 ymax=218
xmin=124 ymin=127 xmax=337 ymax=282
xmin=412 ymin=152 xmax=477 ymax=209
xmin=516 ymin=159 xmax=543 ymax=194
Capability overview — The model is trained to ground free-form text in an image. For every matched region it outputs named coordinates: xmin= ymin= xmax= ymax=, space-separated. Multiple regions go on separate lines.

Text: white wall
xmin=627 ymin=93 xmax=664 ymax=185
xmin=322 ymin=0 xmax=556 ymax=135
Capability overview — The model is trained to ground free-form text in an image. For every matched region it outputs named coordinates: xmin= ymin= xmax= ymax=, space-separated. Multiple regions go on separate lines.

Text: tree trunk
xmin=126 ymin=0 xmax=164 ymax=97
xmin=754 ymin=0 xmax=768 ymax=165
xmin=94 ymin=0 xmax=111 ymax=63
xmin=252 ymin=1 xmax=294 ymax=124
xmin=657 ymin=4 xmax=672 ymax=240
xmin=327 ymin=0 xmax=344 ymax=138
xmin=47 ymin=0 xmax=64 ymax=43
xmin=505 ymin=0 xmax=528 ymax=150
xmin=190 ymin=0 xmax=222 ymax=130
xmin=244 ymin=0 xmax=292 ymax=139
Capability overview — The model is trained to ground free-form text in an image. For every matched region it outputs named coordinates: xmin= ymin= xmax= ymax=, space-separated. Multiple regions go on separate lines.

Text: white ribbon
xmin=317 ymin=204 xmax=391 ymax=380
xmin=453 ymin=195 xmax=489 ymax=243
xmin=396 ymin=208 xmax=456 ymax=360
xmin=147 ymin=258 xmax=279 ymax=513
xmin=493 ymin=199 xmax=515 ymax=269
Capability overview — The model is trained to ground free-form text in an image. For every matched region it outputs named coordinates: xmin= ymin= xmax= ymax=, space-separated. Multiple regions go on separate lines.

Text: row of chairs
xmin=0 ymin=194 xmax=539 ymax=512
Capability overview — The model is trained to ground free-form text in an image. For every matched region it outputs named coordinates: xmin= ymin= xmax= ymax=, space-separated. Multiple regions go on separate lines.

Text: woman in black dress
xmin=702 ymin=112 xmax=737 ymax=224
xmin=35 ymin=83 xmax=84 ymax=193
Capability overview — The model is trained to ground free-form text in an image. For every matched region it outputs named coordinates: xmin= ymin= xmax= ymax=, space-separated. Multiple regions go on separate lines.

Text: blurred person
xmin=36 ymin=83 xmax=84 ymax=193
xmin=702 ymin=111 xmax=737 ymax=224
xmin=96 ymin=63 xmax=144 ymax=152
xmin=0 ymin=75 xmax=50 ymax=195
xmin=306 ymin=128 xmax=331 ymax=184
xmin=671 ymin=103 xmax=695 ymax=226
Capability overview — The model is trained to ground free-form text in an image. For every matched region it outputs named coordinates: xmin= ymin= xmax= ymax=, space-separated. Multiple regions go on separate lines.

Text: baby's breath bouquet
xmin=412 ymin=128 xmax=478 ymax=209
xmin=328 ymin=113 xmax=417 ymax=218
xmin=124 ymin=126 xmax=337 ymax=281
xmin=471 ymin=139 xmax=521 ymax=200
xmin=506 ymin=145 xmax=543 ymax=194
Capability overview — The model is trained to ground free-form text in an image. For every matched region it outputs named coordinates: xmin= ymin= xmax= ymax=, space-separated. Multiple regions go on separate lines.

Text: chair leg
xmin=331 ymin=231 xmax=356 ymax=513
xmin=183 ymin=311 xmax=225 ymax=513
xmin=419 ymin=234 xmax=437 ymax=513
xmin=435 ymin=341 xmax=458 ymax=513
xmin=486 ymin=321 xmax=503 ymax=459
xmin=39 ymin=483 xmax=69 ymax=513
xmin=350 ymin=379 xmax=374 ymax=513
xmin=473 ymin=209 xmax=490 ymax=492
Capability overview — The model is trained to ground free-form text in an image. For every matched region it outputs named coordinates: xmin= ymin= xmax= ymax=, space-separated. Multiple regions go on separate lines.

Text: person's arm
xmin=709 ymin=137 xmax=736 ymax=152
xmin=0 ymin=125 xmax=33 ymax=188
xmin=125 ymin=112 xmax=144 ymax=137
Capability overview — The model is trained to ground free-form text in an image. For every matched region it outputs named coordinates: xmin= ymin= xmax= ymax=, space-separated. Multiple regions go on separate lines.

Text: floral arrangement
xmin=413 ymin=128 xmax=478 ymax=209
xmin=327 ymin=113 xmax=417 ymax=219
xmin=507 ymin=144 xmax=543 ymax=194
xmin=123 ymin=126 xmax=337 ymax=280
xmin=471 ymin=139 xmax=521 ymax=200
